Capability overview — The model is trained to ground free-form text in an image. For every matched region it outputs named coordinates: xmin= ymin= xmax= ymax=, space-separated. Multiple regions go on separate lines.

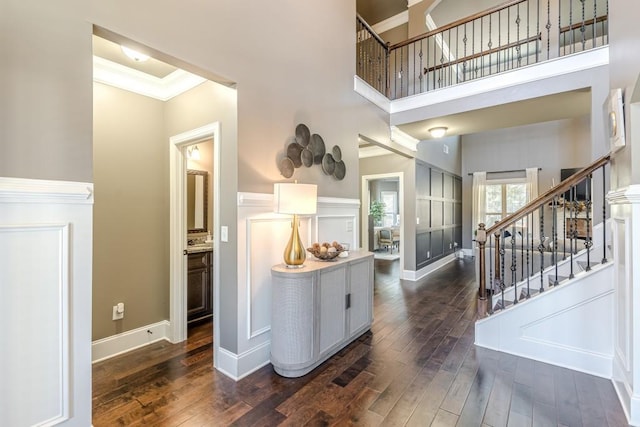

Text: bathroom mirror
xmin=187 ymin=169 xmax=208 ymax=233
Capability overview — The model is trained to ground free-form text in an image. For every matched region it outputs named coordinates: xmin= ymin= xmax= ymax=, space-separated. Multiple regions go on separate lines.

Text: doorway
xmin=92 ymin=32 xmax=227 ymax=370
xmin=361 ymin=172 xmax=404 ymax=276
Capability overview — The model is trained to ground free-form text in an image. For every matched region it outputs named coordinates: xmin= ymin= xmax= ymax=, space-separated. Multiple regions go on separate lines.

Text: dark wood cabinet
xmin=187 ymin=251 xmax=212 ymax=324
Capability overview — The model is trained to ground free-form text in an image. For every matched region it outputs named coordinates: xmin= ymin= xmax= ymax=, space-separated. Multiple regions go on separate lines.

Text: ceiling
xmin=397 ymin=89 xmax=592 ymax=141
xmin=356 ymin=0 xmax=407 ymax=24
xmin=93 ymin=36 xmax=178 ymax=79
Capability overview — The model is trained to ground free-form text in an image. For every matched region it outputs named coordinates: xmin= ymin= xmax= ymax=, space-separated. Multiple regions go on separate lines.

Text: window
xmin=380 ymin=191 xmax=398 ymax=227
xmin=484 ymin=180 xmax=527 ymax=226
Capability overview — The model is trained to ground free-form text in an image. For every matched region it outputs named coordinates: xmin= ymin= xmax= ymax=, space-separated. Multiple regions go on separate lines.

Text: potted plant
xmin=369 ymin=200 xmax=386 ymax=227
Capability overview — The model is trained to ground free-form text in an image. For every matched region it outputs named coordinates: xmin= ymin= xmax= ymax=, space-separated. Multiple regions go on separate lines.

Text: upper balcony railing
xmin=356 ymin=0 xmax=608 ymax=100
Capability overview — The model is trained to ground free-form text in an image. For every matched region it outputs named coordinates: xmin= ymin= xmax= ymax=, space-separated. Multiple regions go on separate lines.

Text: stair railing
xmin=356 ymin=0 xmax=608 ymax=100
xmin=476 ymin=154 xmax=610 ymax=318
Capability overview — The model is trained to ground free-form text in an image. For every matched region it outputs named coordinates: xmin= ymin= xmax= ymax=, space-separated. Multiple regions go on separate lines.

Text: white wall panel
xmin=0 ymin=177 xmax=93 ymax=426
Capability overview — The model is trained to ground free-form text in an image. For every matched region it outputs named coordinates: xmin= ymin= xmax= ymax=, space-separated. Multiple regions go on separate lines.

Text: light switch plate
xmin=221 ymin=226 xmax=228 ymax=242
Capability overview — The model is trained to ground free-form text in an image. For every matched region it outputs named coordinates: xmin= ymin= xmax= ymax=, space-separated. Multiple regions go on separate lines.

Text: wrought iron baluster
xmin=498 ymin=9 xmax=502 ymax=73
xmin=580 ymin=0 xmax=587 ymax=51
xmin=516 ymin=3 xmax=522 ymax=66
xmin=512 ymin=224 xmax=518 ymax=304
xmin=463 ymin=24 xmax=468 ymax=81
xmin=488 ymin=14 xmax=493 ymax=76
xmin=569 ymin=186 xmax=575 ymax=279
xmin=526 ymin=0 xmax=530 ymax=64
xmin=552 ymin=195 xmax=559 ymax=286
xmin=500 ymin=229 xmax=506 ymax=309
xmin=538 ymin=205 xmax=546 ymax=292
xmin=520 ymin=218 xmax=524 ymax=282
xmin=525 ymin=212 xmax=531 ymax=298
xmin=536 ymin=0 xmax=540 ymax=62
xmin=419 ymin=41 xmax=424 ymax=94
xmin=546 ymin=0 xmax=552 ymax=60
xmin=585 ymin=173 xmax=593 ymax=270
xmin=593 ymin=0 xmax=597 ymax=49
xmin=602 ymin=164 xmax=608 ymax=264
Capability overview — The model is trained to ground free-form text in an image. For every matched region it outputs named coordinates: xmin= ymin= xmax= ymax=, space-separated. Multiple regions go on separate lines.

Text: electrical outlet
xmin=449 ymin=243 xmax=452 ymax=249
xmin=443 ymin=145 xmax=449 ymax=154
xmin=416 ymin=217 xmax=420 ymax=225
xmin=221 ymin=226 xmax=228 ymax=242
xmin=427 ymin=251 xmax=430 ymax=258
xmin=112 ymin=302 xmax=124 ymax=320
xmin=346 ymin=220 xmax=353 ymax=232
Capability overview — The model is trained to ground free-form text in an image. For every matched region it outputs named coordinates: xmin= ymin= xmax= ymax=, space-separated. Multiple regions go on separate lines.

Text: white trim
xmin=91 ymin=321 xmax=171 ymax=363
xmin=0 ymin=177 xmax=93 ymax=204
xmin=390 ymin=47 xmax=609 ymax=114
xmin=390 ymin=126 xmax=419 ymax=151
xmin=214 ymin=343 xmax=272 ymax=381
xmin=408 ymin=0 xmax=423 ymax=7
xmin=607 ymin=184 xmax=640 ymax=205
xmin=93 ymin=56 xmax=206 ymax=101
xmin=371 ymin=10 xmax=408 ymax=35
xmin=359 ymin=145 xmax=395 ymax=159
xmin=237 ymin=192 xmax=360 ymax=210
xmin=403 ymin=253 xmax=457 ymax=281
xmin=354 ymin=76 xmax=391 ymax=113
xmin=169 ymin=122 xmax=221 ymax=377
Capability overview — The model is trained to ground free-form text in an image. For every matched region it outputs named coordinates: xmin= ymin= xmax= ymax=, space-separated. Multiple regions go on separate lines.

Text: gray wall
xmin=370 ymin=179 xmax=400 ymax=214
xmin=417 ymin=135 xmax=462 ymax=176
xmin=5 ymin=0 xmax=391 ymax=353
xmin=461 ymin=116 xmax=592 ymax=249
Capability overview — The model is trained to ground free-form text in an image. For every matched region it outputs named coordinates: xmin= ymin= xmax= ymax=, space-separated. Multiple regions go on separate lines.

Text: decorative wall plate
xmin=322 ymin=153 xmax=336 ymax=175
xmin=333 ymin=160 xmax=346 ymax=180
xmin=295 ymin=123 xmax=311 ymax=147
xmin=310 ymin=134 xmax=326 ymax=165
xmin=279 ymin=157 xmax=294 ymax=178
xmin=332 ymin=145 xmax=342 ymax=162
xmin=301 ymin=148 xmax=313 ymax=167
xmin=286 ymin=142 xmax=303 ymax=168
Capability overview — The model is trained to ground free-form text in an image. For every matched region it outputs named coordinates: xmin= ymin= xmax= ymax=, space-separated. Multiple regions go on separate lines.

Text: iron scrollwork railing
xmin=475 ymin=155 xmax=610 ymax=317
xmin=356 ymin=0 xmax=608 ymax=100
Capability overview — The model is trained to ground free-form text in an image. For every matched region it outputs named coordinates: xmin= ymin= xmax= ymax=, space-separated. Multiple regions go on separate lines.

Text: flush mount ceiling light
xmin=429 ymin=127 xmax=448 ymax=138
xmin=188 ymin=145 xmax=201 ymax=160
xmin=121 ymin=46 xmax=150 ymax=62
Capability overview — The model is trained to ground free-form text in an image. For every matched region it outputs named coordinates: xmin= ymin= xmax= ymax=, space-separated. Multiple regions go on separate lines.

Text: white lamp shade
xmin=273 ymin=183 xmax=317 ymax=214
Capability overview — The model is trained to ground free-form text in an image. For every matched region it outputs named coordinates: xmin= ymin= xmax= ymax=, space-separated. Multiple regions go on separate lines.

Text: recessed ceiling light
xmin=429 ymin=127 xmax=448 ymax=138
xmin=121 ymin=46 xmax=150 ymax=62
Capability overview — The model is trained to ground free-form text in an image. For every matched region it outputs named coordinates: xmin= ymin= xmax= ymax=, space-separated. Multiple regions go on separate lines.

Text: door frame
xmin=361 ymin=172 xmax=404 ymax=269
xmin=169 ymin=123 xmax=221 ymax=358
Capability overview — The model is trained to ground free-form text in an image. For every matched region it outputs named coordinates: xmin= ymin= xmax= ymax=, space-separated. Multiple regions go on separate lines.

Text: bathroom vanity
xmin=187 ymin=245 xmax=213 ymax=324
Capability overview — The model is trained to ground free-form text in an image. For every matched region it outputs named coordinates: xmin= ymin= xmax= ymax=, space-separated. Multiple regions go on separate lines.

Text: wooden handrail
xmin=423 ymin=33 xmax=541 ymax=74
xmin=485 ymin=154 xmax=611 ymax=235
xmin=560 ymin=15 xmax=607 ymax=33
xmin=389 ymin=0 xmax=529 ymax=50
xmin=356 ymin=14 xmax=388 ymax=48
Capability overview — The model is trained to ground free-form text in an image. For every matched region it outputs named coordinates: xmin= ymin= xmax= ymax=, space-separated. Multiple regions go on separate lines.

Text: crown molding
xmin=372 ymin=10 xmax=408 ymax=34
xmin=390 ymin=126 xmax=419 ymax=151
xmin=93 ymin=56 xmax=206 ymax=101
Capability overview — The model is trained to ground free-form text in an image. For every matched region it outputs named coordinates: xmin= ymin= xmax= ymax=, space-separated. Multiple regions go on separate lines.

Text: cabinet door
xmin=318 ymin=266 xmax=347 ymax=356
xmin=349 ymin=258 xmax=373 ymax=335
xmin=187 ymin=252 xmax=212 ymax=323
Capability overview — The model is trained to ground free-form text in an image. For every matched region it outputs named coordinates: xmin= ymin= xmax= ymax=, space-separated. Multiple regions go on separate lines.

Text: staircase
xmin=474 ymin=155 xmax=614 ymax=377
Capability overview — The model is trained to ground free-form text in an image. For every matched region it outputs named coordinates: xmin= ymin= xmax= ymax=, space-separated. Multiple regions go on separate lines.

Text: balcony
xmin=356 ymin=0 xmax=608 ymax=101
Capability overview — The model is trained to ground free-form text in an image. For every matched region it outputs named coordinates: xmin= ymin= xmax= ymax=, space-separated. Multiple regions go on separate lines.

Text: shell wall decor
xmin=278 ymin=123 xmax=346 ymax=180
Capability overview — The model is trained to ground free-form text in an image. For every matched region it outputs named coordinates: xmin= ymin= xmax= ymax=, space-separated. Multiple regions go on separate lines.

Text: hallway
xmin=92 ymin=257 xmax=627 ymax=426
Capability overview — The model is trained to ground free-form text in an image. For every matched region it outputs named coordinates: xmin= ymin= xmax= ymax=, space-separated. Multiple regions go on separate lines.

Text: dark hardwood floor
xmin=92 ymin=257 xmax=628 ymax=426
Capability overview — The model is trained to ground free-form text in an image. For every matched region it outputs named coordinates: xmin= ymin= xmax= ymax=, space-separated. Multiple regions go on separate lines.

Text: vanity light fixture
xmin=188 ymin=145 xmax=201 ymax=160
xmin=121 ymin=46 xmax=150 ymax=62
xmin=429 ymin=127 xmax=448 ymax=138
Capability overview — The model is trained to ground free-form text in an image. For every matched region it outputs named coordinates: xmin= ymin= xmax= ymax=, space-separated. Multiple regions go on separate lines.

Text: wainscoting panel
xmin=0 ymin=177 xmax=93 ymax=426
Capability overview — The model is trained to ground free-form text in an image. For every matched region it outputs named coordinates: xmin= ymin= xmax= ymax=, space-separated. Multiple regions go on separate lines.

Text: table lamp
xmin=273 ymin=182 xmax=317 ymax=268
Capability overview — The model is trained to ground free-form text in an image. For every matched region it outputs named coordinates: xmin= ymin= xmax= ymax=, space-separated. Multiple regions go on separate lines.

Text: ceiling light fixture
xmin=121 ymin=46 xmax=150 ymax=62
xmin=429 ymin=127 xmax=448 ymax=138
xmin=188 ymin=145 xmax=201 ymax=160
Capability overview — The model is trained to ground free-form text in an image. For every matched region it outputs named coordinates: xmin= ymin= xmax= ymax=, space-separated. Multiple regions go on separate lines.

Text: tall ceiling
xmin=356 ymin=0 xmax=592 ymax=146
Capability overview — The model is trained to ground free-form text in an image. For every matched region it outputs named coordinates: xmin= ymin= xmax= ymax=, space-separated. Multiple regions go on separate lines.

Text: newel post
xmin=476 ymin=223 xmax=488 ymax=318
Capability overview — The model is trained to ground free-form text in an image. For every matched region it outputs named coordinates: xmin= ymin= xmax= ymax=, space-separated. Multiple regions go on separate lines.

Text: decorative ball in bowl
xmin=307 ymin=241 xmax=344 ymax=261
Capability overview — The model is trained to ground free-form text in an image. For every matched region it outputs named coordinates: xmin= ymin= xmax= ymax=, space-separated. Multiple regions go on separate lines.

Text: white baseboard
xmin=215 ymin=342 xmax=272 ymax=381
xmin=91 ymin=320 xmax=170 ymax=363
xmin=403 ymin=254 xmax=457 ymax=281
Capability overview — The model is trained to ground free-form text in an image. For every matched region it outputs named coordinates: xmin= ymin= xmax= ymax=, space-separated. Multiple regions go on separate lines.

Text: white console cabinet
xmin=270 ymin=251 xmax=374 ymax=377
